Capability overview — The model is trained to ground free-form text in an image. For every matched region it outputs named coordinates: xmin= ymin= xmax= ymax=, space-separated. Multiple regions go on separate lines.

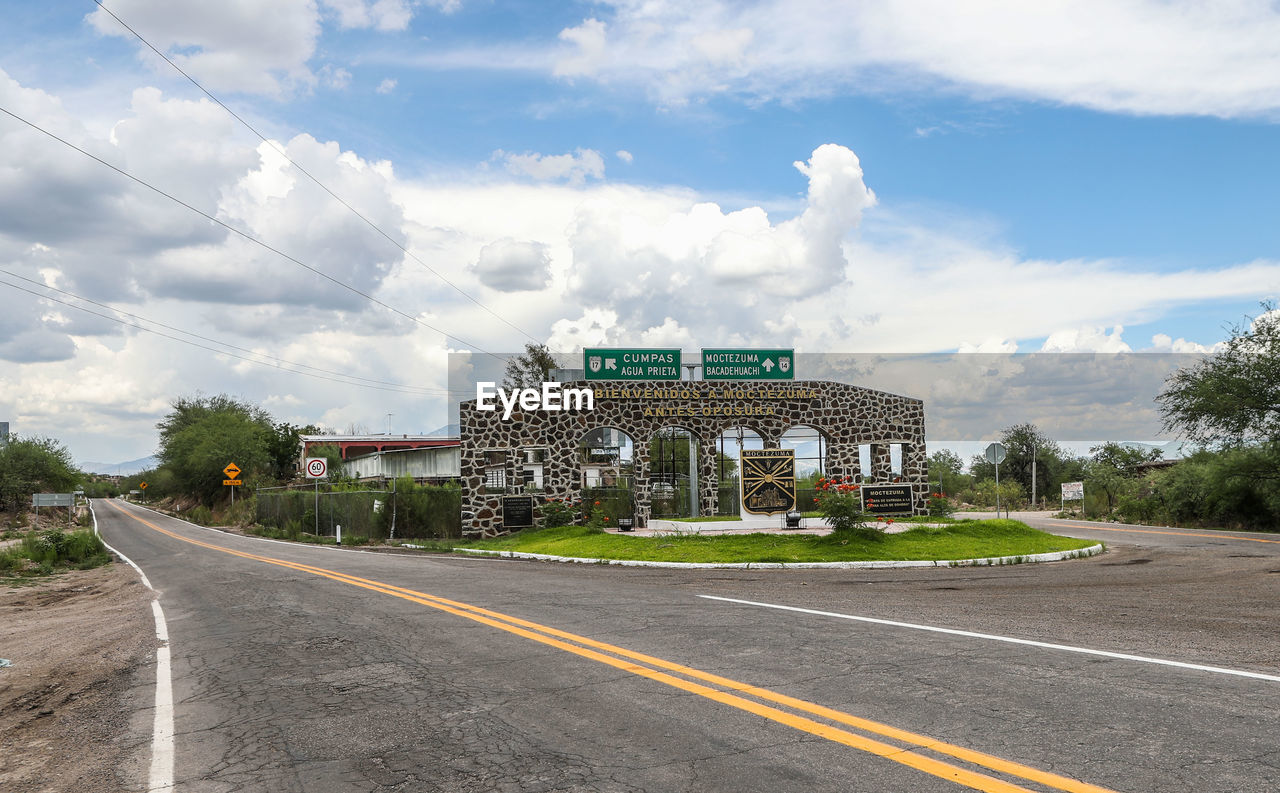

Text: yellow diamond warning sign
xmin=223 ymin=463 xmax=241 ymax=479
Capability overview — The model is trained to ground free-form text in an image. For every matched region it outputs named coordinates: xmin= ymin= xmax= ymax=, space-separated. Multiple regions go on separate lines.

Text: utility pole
xmin=1031 ymin=437 xmax=1037 ymax=510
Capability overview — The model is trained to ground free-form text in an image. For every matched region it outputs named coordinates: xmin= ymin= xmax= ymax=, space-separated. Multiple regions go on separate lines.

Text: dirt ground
xmin=0 ymin=563 xmax=154 ymax=792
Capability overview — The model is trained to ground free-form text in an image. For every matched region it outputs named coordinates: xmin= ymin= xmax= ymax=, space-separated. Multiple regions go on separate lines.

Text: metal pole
xmin=995 ymin=460 xmax=1001 ymax=518
xmin=314 ymin=480 xmax=319 ymax=536
xmin=390 ymin=477 xmax=397 ymax=540
xmin=1031 ymin=440 xmax=1037 ymax=510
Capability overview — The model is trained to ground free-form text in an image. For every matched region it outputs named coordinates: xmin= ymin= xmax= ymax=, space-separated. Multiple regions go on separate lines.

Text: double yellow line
xmin=1057 ymin=521 xmax=1280 ymax=544
xmin=107 ymin=501 xmax=1121 ymax=793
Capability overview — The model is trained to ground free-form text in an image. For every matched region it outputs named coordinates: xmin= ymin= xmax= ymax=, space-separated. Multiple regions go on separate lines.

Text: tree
xmin=1084 ymin=443 xmax=1162 ymax=517
xmin=503 ymin=343 xmax=558 ymax=389
xmin=0 ymin=436 xmax=82 ymax=513
xmin=1089 ymin=442 xmax=1162 ymax=476
xmin=1159 ymin=302 xmax=1280 ymax=446
xmin=266 ymin=422 xmax=324 ymax=480
xmin=157 ymin=395 xmax=273 ymax=503
xmin=927 ymin=449 xmax=967 ymax=495
xmin=997 ymin=423 xmax=1059 ymax=500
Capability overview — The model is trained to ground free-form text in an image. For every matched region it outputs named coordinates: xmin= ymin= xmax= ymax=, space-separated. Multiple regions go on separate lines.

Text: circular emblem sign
xmin=305 ymin=458 xmax=328 ymax=478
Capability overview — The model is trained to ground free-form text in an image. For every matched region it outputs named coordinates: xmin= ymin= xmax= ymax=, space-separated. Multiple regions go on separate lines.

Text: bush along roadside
xmin=0 ymin=528 xmax=111 ymax=578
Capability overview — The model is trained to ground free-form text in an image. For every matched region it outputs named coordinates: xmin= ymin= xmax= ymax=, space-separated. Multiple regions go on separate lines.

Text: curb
xmin=452 ymin=543 xmax=1105 ymax=569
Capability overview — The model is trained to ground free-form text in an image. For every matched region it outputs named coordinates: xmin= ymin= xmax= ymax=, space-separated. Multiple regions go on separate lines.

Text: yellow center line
xmin=106 ymin=500 xmax=1122 ymax=793
xmin=1056 ymin=522 xmax=1280 ymax=544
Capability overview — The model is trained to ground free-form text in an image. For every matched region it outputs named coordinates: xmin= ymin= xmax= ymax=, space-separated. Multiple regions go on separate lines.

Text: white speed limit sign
xmin=305 ymin=457 xmax=328 ymax=479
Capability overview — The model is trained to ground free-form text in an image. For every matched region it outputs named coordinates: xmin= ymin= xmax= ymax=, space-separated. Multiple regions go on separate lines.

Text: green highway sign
xmin=701 ymin=348 xmax=794 ymax=380
xmin=583 ymin=348 xmax=682 ymax=380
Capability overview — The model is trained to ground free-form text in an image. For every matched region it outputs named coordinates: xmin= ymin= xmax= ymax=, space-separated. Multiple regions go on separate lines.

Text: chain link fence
xmin=256 ymin=483 xmax=462 ymax=541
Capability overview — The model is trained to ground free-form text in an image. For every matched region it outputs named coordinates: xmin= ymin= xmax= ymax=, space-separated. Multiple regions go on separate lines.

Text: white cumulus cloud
xmin=470 ymin=239 xmax=553 ymax=292
xmin=495 ymin=148 xmax=606 ymax=185
xmin=538 ymin=1 xmax=1280 ymax=117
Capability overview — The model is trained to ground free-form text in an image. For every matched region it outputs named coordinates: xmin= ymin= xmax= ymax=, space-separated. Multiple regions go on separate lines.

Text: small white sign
xmin=1061 ymin=481 xmax=1084 ymax=500
xmin=305 ymin=457 xmax=328 ymax=479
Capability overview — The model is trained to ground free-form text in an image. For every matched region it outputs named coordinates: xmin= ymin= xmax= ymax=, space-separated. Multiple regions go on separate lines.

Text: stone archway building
xmin=460 ymin=380 xmax=927 ymax=535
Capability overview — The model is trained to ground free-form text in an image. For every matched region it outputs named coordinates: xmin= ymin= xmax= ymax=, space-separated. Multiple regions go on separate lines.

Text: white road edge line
xmin=698 ymin=595 xmax=1280 ymax=684
xmin=92 ymin=501 xmax=176 ymax=791
xmin=123 ymin=500 xmax=437 ymax=558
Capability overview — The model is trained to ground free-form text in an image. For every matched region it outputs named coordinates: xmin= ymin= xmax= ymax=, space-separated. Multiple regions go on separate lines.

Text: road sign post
xmin=1061 ymin=481 xmax=1085 ymax=516
xmin=985 ymin=442 xmax=1007 ymax=517
xmin=223 ymin=463 xmax=242 ymax=507
xmin=305 ymin=458 xmax=328 ymax=537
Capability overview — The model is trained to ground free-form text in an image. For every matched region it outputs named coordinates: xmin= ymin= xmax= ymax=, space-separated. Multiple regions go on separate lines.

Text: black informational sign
xmin=502 ymin=496 xmax=535 ymax=528
xmin=860 ymin=484 xmax=913 ymax=515
xmin=740 ymin=449 xmax=796 ymax=515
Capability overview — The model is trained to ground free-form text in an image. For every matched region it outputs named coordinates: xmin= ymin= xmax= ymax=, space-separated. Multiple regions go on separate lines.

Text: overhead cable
xmin=0 ymin=104 xmax=502 ymax=360
xmin=92 ymin=0 xmax=541 ymax=345
xmin=0 ymin=269 xmax=458 ymax=395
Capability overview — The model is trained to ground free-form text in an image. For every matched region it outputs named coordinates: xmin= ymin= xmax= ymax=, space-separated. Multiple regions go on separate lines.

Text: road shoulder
xmin=0 ymin=564 xmax=154 ymax=792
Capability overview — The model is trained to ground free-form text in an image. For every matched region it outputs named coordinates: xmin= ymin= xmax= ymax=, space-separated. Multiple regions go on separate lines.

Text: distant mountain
xmin=79 ymin=456 xmax=158 ymax=476
xmin=425 ymin=423 xmax=459 ymax=436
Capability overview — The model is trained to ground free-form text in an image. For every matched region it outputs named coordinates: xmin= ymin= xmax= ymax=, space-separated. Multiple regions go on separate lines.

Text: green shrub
xmin=814 ymin=476 xmax=883 ymax=541
xmin=2 ymin=529 xmax=109 ymax=576
xmin=539 ymin=498 xmax=580 ymax=527
xmin=927 ymin=492 xmax=955 ymax=519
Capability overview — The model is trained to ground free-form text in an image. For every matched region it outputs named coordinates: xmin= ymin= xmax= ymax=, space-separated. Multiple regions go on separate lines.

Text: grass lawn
xmin=460 ymin=519 xmax=1097 ymax=564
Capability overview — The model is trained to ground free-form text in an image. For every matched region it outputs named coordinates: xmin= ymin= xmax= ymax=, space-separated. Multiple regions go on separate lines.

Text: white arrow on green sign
xmin=583 ymin=348 xmax=682 ymax=381
xmin=701 ymin=348 xmax=794 ymax=381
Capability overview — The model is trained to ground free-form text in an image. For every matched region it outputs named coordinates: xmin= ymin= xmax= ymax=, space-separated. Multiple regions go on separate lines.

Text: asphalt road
xmin=95 ymin=500 xmax=1280 ymax=793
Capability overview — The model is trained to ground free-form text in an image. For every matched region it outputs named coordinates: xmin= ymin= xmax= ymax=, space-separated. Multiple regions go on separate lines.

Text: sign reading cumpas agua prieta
xmin=583 ymin=348 xmax=681 ymax=381
xmin=740 ymin=448 xmax=796 ymax=515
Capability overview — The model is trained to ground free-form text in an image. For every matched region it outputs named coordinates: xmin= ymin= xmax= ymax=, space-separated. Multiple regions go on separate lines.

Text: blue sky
xmin=1 ymin=0 xmax=1278 ymax=461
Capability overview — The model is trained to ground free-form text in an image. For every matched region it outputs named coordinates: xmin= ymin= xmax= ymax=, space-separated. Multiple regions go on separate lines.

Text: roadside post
xmin=985 ymin=442 xmax=1007 ymax=517
xmin=305 ymin=457 xmax=328 ymax=537
xmin=1061 ymin=481 xmax=1085 ymax=517
xmin=140 ymin=481 xmax=148 ymax=503
xmin=223 ymin=463 xmax=242 ymax=507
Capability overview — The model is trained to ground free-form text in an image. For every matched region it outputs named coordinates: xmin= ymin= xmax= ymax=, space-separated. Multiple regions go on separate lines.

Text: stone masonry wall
xmin=460 ymin=380 xmax=927 ymax=536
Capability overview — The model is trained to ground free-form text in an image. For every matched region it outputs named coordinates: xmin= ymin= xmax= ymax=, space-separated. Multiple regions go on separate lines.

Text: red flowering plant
xmin=539 ymin=496 xmax=582 ymax=528
xmin=814 ymin=475 xmax=883 ymax=540
xmin=927 ymin=491 xmax=954 ymax=519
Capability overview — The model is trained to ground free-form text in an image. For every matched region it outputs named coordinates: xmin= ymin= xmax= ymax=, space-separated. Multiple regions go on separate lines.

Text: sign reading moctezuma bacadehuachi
xmin=740 ymin=448 xmax=796 ymax=515
xmin=702 ymin=348 xmax=794 ymax=381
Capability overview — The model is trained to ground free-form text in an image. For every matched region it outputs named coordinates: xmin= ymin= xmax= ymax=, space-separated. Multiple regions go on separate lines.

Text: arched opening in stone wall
xmin=782 ymin=425 xmax=829 ymax=508
xmin=578 ymin=427 xmax=636 ymax=522
xmin=649 ymin=426 xmax=699 ymax=519
xmin=715 ymin=426 xmax=764 ymax=516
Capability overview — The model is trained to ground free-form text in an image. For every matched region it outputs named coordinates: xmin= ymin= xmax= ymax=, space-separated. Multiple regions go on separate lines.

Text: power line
xmin=0 ymin=103 xmax=504 ymax=360
xmin=0 ymin=277 xmax=476 ymax=396
xmin=0 ymin=268 xmax=458 ymax=395
xmin=92 ymin=0 xmax=541 ymax=345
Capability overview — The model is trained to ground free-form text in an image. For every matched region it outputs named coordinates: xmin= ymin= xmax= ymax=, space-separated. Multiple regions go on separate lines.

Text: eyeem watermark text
xmin=475 ymin=382 xmax=594 ymax=420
